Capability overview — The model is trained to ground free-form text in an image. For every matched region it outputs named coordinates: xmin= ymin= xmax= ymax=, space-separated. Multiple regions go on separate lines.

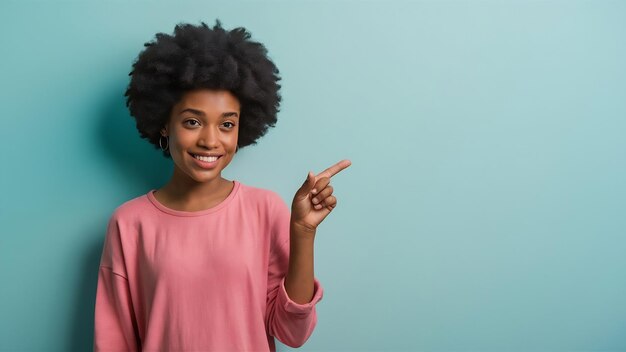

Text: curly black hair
xmin=124 ymin=20 xmax=282 ymax=158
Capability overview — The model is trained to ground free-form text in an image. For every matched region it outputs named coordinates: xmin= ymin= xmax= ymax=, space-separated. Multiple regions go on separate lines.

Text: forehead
xmin=175 ymin=89 xmax=240 ymax=112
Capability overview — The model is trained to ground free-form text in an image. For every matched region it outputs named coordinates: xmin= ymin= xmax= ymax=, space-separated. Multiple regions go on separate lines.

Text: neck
xmin=159 ymin=165 xmax=231 ymax=204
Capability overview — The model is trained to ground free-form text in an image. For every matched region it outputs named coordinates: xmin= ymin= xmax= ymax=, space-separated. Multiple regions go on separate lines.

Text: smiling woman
xmin=92 ymin=19 xmax=351 ymax=352
xmin=154 ymin=89 xmax=241 ymax=211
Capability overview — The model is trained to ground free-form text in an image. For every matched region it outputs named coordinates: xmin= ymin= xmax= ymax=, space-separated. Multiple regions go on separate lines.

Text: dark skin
xmin=153 ymin=88 xmax=239 ymax=211
xmin=285 ymin=160 xmax=351 ymax=303
xmin=154 ymin=88 xmax=352 ymax=304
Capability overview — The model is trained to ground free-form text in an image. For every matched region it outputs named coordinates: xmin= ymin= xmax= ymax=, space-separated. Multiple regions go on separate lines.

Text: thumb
xmin=299 ymin=171 xmax=316 ymax=196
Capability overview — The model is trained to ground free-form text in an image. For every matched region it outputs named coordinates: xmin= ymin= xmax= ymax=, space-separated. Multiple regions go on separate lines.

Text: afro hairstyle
xmin=124 ymin=20 xmax=282 ymax=158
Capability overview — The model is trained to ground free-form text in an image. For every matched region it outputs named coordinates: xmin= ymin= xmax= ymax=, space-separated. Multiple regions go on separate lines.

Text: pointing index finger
xmin=316 ymin=159 xmax=352 ymax=179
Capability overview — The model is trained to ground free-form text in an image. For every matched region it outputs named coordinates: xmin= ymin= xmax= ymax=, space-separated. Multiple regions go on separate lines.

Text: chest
xmin=136 ymin=216 xmax=269 ymax=290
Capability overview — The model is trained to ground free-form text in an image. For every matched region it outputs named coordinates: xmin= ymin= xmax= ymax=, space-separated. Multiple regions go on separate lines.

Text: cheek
xmin=227 ymin=130 xmax=239 ymax=148
xmin=170 ymin=131 xmax=192 ymax=148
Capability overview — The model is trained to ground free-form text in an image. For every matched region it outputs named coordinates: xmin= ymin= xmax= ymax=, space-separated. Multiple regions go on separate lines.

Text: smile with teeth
xmin=192 ymin=154 xmax=220 ymax=162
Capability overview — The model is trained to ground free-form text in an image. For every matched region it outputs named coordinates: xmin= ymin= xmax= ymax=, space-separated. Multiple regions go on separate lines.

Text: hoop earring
xmin=159 ymin=135 xmax=169 ymax=151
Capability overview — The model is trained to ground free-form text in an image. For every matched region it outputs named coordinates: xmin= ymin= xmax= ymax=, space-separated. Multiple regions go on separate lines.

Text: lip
xmin=189 ymin=152 xmax=223 ymax=157
xmin=189 ymin=153 xmax=221 ymax=169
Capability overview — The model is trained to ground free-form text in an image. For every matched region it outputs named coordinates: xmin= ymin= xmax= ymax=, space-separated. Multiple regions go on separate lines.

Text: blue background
xmin=1 ymin=0 xmax=625 ymax=350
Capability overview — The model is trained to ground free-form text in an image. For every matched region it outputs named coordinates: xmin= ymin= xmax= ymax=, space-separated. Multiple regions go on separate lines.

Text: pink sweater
xmin=93 ymin=180 xmax=323 ymax=351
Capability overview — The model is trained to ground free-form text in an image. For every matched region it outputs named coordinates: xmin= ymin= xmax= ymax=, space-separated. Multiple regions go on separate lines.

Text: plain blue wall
xmin=1 ymin=0 xmax=625 ymax=350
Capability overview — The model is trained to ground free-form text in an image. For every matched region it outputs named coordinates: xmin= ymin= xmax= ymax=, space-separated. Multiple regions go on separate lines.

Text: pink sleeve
xmin=93 ymin=215 xmax=141 ymax=351
xmin=265 ymin=194 xmax=324 ymax=348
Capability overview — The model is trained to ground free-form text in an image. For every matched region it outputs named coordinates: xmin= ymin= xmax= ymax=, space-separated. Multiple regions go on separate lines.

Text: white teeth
xmin=193 ymin=154 xmax=218 ymax=162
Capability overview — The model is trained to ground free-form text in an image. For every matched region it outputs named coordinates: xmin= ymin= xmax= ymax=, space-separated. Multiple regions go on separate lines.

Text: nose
xmin=198 ymin=125 xmax=220 ymax=149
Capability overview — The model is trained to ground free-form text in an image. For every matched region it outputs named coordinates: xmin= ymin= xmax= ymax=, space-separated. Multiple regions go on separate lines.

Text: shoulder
xmin=108 ymin=191 xmax=152 ymax=224
xmin=236 ymin=181 xmax=291 ymax=226
xmin=237 ymin=181 xmax=289 ymax=209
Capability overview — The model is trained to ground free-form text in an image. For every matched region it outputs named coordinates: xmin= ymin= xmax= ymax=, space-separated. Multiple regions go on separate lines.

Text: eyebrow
xmin=179 ymin=108 xmax=239 ymax=118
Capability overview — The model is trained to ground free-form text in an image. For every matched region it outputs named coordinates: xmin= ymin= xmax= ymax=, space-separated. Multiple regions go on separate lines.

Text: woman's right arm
xmin=94 ymin=267 xmax=140 ymax=351
xmin=93 ymin=214 xmax=141 ymax=351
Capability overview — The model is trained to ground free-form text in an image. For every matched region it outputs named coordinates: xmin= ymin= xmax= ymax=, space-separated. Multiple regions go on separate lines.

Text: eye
xmin=184 ymin=119 xmax=200 ymax=127
xmin=223 ymin=122 xmax=235 ymax=129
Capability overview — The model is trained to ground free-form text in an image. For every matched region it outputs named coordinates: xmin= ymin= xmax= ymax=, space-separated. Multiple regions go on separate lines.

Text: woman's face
xmin=162 ymin=88 xmax=240 ymax=184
